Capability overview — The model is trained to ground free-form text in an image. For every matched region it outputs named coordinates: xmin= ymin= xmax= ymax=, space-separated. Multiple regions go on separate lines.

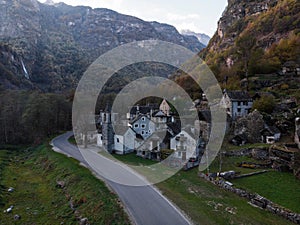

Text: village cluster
xmin=85 ymin=89 xmax=300 ymax=170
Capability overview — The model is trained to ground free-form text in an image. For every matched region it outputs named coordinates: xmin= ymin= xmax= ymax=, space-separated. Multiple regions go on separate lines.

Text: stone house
xmin=136 ymin=133 xmax=162 ymax=160
xmin=128 ymin=104 xmax=158 ymax=121
xmin=97 ymin=99 xmax=177 ymax=157
xmin=282 ymin=61 xmax=300 ymax=76
xmin=194 ymin=110 xmax=211 ymax=142
xmin=170 ymin=129 xmax=198 ymax=161
xmin=260 ymin=126 xmax=281 ymax=144
xmin=221 ymin=90 xmax=253 ymax=120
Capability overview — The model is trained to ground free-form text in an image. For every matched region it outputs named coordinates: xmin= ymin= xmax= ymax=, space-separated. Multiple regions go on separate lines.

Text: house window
xmin=134 ymin=124 xmax=139 ymax=128
xmin=238 ymin=102 xmax=241 ymax=106
xmin=141 ymin=124 xmax=146 ymax=129
xmin=244 ymin=101 xmax=248 ymax=106
xmin=149 ymin=130 xmax=151 ymax=134
xmin=178 ymin=151 xmax=182 ymax=157
xmin=117 ymin=138 xmax=120 ymax=143
xmin=237 ymin=108 xmax=241 ymax=113
xmin=142 ymin=117 xmax=145 ymax=121
xmin=141 ymin=131 xmax=145 ymax=135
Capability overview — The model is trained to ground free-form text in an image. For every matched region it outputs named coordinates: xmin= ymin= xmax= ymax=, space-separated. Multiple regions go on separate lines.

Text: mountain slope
xmin=0 ymin=0 xmax=204 ymax=92
xmin=200 ymin=0 xmax=300 ymax=82
xmin=181 ymin=30 xmax=211 ymax=46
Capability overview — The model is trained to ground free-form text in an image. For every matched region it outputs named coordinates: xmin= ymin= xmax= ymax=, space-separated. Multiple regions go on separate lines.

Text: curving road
xmin=51 ymin=132 xmax=191 ymax=225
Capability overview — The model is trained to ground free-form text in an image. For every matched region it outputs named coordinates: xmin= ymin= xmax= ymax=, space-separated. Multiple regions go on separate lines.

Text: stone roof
xmin=130 ymin=104 xmax=159 ymax=115
xmin=153 ymin=110 xmax=167 ymax=117
xmin=129 ymin=115 xmax=150 ymax=125
xmin=114 ymin=125 xmax=130 ymax=135
xmin=226 ymin=91 xmax=252 ymax=101
xmin=167 ymin=121 xmax=181 ymax=136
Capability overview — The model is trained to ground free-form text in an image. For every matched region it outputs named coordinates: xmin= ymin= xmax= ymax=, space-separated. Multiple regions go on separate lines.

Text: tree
xmin=252 ymin=95 xmax=276 ymax=114
xmin=235 ymin=34 xmax=257 ymax=90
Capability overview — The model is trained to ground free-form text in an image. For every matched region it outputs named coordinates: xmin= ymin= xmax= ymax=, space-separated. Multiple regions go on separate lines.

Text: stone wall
xmin=199 ymin=173 xmax=300 ymax=224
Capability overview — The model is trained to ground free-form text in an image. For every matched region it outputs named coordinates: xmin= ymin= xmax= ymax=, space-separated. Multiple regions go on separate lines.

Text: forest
xmin=0 ymin=91 xmax=72 ymax=145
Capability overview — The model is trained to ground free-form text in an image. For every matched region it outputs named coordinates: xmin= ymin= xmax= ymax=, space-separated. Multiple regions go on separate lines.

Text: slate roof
xmin=130 ymin=104 xmax=159 ymax=115
xmin=226 ymin=91 xmax=252 ymax=101
xmin=261 ymin=126 xmax=281 ymax=136
xmin=167 ymin=121 xmax=181 ymax=136
xmin=154 ymin=110 xmax=167 ymax=117
xmin=114 ymin=125 xmax=130 ymax=135
xmin=129 ymin=115 xmax=150 ymax=125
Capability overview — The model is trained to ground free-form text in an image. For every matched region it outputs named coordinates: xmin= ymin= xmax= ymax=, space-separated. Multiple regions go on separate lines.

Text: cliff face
xmin=201 ymin=0 xmax=300 ymax=81
xmin=0 ymin=0 xmax=204 ymax=92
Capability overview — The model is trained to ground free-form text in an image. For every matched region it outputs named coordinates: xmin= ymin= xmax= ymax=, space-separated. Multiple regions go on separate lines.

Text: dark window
xmin=237 ymin=108 xmax=241 ymax=113
xmin=134 ymin=124 xmax=139 ymax=128
xmin=117 ymin=138 xmax=120 ymax=143
xmin=141 ymin=124 xmax=146 ymax=129
xmin=238 ymin=102 xmax=241 ymax=106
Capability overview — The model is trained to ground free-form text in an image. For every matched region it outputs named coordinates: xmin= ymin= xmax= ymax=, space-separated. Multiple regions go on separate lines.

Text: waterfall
xmin=21 ymin=59 xmax=30 ymax=80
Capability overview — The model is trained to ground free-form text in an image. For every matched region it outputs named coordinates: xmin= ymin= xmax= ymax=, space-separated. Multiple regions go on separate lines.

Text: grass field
xmin=157 ymin=168 xmax=295 ymax=225
xmin=233 ymin=171 xmax=300 ymax=213
xmin=205 ymin=154 xmax=270 ymax=175
xmin=113 ymin=153 xmax=156 ymax=166
xmin=114 ymin=152 xmax=296 ymax=224
xmin=0 ymin=145 xmax=130 ymax=225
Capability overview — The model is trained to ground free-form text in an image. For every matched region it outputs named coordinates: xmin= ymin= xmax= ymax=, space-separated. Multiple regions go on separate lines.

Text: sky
xmin=38 ymin=0 xmax=228 ymax=37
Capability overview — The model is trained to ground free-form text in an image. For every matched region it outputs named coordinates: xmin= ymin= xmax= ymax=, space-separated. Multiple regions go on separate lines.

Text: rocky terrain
xmin=200 ymin=0 xmax=299 ymax=83
xmin=0 ymin=0 xmax=204 ymax=92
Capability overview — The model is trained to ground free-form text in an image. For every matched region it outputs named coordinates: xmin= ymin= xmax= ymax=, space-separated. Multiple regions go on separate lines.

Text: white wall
xmin=97 ymin=134 xmax=103 ymax=147
xmin=124 ymin=129 xmax=135 ymax=153
xmin=170 ymin=131 xmax=197 ymax=160
xmin=114 ymin=135 xmax=124 ymax=154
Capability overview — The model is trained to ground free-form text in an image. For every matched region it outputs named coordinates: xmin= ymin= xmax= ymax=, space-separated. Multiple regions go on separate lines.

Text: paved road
xmin=51 ymin=132 xmax=191 ymax=225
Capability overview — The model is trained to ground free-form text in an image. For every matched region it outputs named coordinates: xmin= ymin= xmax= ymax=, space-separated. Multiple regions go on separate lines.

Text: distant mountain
xmin=181 ymin=30 xmax=211 ymax=46
xmin=0 ymin=0 xmax=204 ymax=92
xmin=200 ymin=0 xmax=300 ymax=81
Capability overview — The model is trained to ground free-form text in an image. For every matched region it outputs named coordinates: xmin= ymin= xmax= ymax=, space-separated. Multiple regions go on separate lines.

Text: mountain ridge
xmin=0 ymin=0 xmax=204 ymax=92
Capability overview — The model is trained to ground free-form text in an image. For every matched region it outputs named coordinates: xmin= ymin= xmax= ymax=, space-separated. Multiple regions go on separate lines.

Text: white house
xmin=170 ymin=130 xmax=197 ymax=160
xmin=222 ymin=90 xmax=253 ymax=120
xmin=130 ymin=115 xmax=156 ymax=140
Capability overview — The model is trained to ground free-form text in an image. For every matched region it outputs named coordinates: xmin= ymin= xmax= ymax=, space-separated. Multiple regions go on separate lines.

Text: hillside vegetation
xmin=0 ymin=145 xmax=130 ymax=224
xmin=201 ymin=0 xmax=300 ymax=85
